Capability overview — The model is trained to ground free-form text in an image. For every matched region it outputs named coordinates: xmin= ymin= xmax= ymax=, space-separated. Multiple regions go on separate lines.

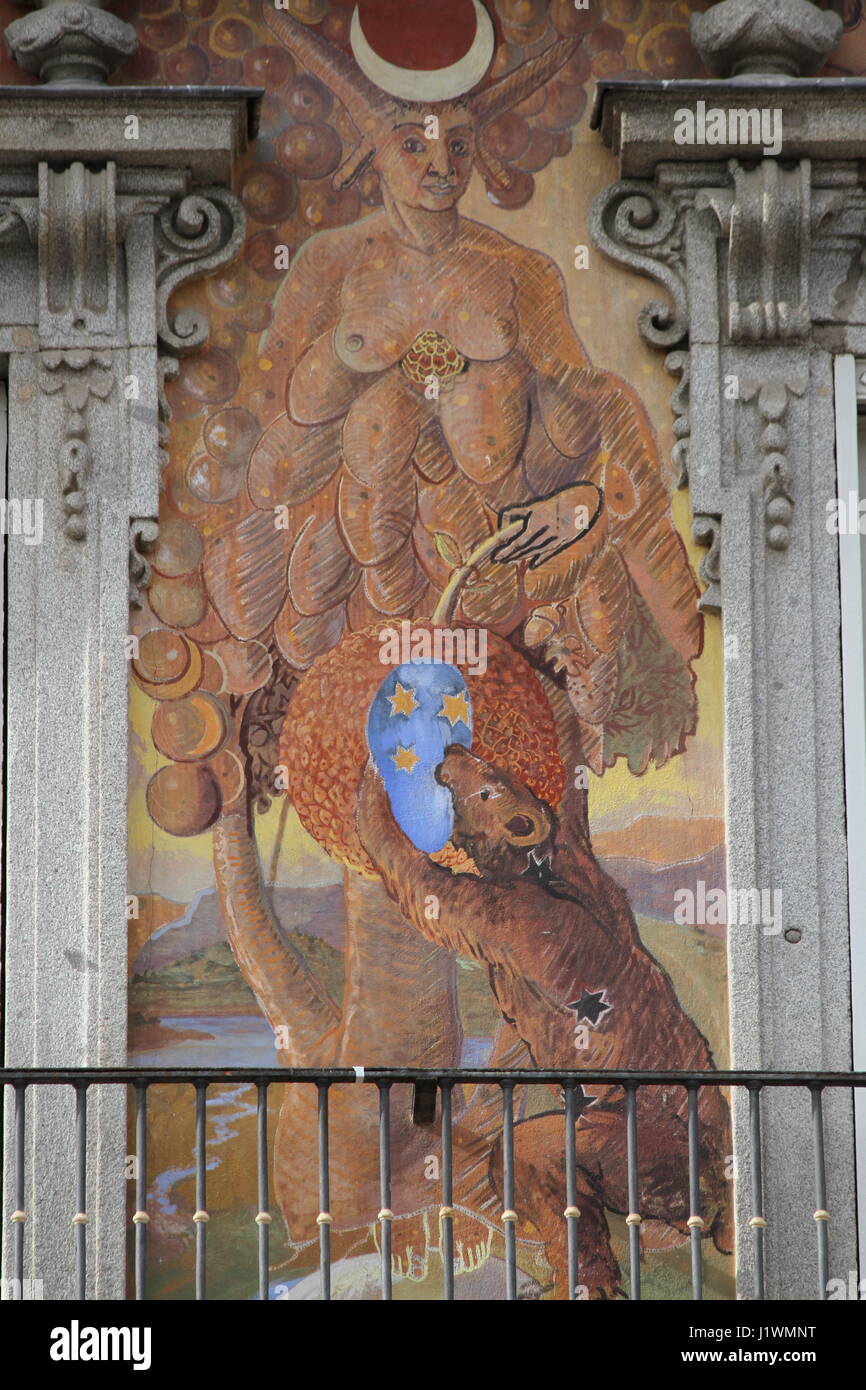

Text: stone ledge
xmin=0 ymin=85 xmax=261 ymax=183
xmin=593 ymin=78 xmax=866 ymax=177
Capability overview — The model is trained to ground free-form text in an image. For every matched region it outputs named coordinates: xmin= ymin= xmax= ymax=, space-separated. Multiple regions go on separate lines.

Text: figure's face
xmin=375 ymin=105 xmax=475 ymax=211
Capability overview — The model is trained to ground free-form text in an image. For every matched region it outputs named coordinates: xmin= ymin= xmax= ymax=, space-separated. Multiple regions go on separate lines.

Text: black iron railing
xmin=2 ymin=1067 xmax=864 ymax=1302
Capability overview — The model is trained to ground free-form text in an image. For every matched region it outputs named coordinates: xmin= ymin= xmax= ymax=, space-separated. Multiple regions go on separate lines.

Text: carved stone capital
xmin=0 ymin=88 xmax=249 ymax=585
xmin=0 ymin=165 xmax=245 ymax=549
xmin=6 ymin=1 xmax=137 ymax=86
xmin=690 ymin=0 xmax=842 ymax=78
xmin=588 ymin=155 xmax=849 ymax=617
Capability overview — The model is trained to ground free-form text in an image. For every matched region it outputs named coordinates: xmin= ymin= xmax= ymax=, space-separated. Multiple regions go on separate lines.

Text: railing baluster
xmin=0 ymin=1064 xmax=863 ymax=1307
xmin=564 ymin=1081 xmax=580 ymax=1301
xmin=749 ymin=1084 xmax=766 ymax=1300
xmin=73 ymin=1083 xmax=88 ymax=1300
xmin=502 ymin=1081 xmax=517 ymax=1301
xmin=317 ymin=1081 xmax=332 ymax=1301
xmin=12 ymin=1082 xmax=26 ymax=1298
xmin=811 ymin=1085 xmax=830 ymax=1300
xmin=193 ymin=1081 xmax=208 ymax=1301
xmin=377 ymin=1081 xmax=393 ymax=1301
xmin=440 ymin=1081 xmax=454 ymax=1302
xmin=625 ymin=1083 xmax=641 ymax=1301
xmin=687 ymin=1083 xmax=703 ymax=1301
xmin=133 ymin=1081 xmax=148 ymax=1301
xmin=256 ymin=1081 xmax=270 ymax=1303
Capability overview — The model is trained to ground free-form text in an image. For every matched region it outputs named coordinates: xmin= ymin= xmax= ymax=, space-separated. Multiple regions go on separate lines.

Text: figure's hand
xmin=492 ymin=483 xmax=603 ymax=570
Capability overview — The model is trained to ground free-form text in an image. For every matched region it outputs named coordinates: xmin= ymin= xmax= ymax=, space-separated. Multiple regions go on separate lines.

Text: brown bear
xmin=357 ymin=744 xmax=733 ymax=1297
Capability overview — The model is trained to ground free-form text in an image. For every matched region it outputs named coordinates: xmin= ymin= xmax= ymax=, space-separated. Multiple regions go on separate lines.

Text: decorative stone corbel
xmin=38 ymin=161 xmax=118 ymax=342
xmin=155 ymin=188 xmax=246 ymax=354
xmin=592 ymin=154 xmax=850 ymax=588
xmin=699 ymin=161 xmax=813 ymax=343
xmin=591 ymin=0 xmax=860 ymax=1301
xmin=0 ymin=4 xmax=257 ymax=1301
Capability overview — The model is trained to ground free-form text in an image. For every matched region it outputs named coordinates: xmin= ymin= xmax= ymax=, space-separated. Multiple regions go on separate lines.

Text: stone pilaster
xmin=0 ymin=7 xmax=255 ymax=1299
xmin=591 ymin=0 xmax=861 ymax=1298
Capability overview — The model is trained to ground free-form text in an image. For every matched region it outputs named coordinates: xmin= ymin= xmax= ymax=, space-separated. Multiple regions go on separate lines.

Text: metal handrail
xmin=2 ymin=1067 xmax=865 ymax=1085
xmin=3 ymin=1066 xmax=863 ymax=1303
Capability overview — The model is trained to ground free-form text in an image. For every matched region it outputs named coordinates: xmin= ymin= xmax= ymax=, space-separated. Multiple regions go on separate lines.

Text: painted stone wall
xmin=0 ymin=0 xmax=859 ymax=1308
xmin=0 ymin=0 xmax=840 ymax=1301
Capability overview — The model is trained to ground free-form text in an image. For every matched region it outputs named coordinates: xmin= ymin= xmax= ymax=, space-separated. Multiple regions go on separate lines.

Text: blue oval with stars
xmin=366 ymin=662 xmax=473 ymax=853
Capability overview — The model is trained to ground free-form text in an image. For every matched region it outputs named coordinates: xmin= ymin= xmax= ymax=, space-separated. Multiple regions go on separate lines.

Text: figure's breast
xmin=335 ymin=248 xmax=430 ymax=373
xmin=333 ymin=238 xmax=519 ymax=377
xmin=431 ymin=247 xmax=519 ymax=363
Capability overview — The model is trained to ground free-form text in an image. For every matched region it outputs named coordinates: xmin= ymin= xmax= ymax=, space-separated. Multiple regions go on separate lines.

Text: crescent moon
xmin=350 ymin=0 xmax=495 ymax=103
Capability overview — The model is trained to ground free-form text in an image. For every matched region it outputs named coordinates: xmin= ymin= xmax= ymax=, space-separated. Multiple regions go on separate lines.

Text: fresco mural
xmin=121 ymin=0 xmax=741 ymax=1301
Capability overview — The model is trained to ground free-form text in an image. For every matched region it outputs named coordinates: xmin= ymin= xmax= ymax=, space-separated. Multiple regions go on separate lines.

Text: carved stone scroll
xmin=589 ymin=181 xmax=688 ymax=349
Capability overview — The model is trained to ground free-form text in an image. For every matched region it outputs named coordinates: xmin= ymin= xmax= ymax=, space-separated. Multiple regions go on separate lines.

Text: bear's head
xmin=436 ymin=745 xmax=555 ymax=881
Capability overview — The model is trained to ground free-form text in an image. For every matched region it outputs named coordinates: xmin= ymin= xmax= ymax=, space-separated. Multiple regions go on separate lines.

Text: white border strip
xmin=834 ymin=353 xmax=866 ymax=1278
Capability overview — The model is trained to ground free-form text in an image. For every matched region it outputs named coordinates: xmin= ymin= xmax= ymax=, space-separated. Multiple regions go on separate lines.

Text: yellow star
xmin=387 ymin=682 xmax=418 ymax=718
xmin=437 ymin=690 xmax=471 ymax=729
xmin=391 ymin=744 xmax=420 ymax=775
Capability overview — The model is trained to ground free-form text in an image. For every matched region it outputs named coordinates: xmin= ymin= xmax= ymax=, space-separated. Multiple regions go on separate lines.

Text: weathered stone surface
xmin=593 ymin=81 xmax=866 ymax=179
xmin=592 ymin=102 xmax=859 ymax=1297
xmin=0 ymin=90 xmax=254 ymax=185
xmin=691 ymin=0 xmax=842 ymax=78
xmin=6 ymin=1 xmax=138 ymax=86
xmin=0 ymin=86 xmax=252 ymax=1300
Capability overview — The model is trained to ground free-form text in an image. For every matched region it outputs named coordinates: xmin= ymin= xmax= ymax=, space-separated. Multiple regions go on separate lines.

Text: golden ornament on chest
xmin=400 ymin=328 xmax=466 ymax=387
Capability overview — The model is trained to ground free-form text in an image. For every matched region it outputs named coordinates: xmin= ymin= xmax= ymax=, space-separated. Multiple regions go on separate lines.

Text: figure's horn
xmin=472 ymin=37 xmax=578 ymax=123
xmin=474 ymin=145 xmax=513 ymax=192
xmin=333 ymin=139 xmax=377 ymax=191
xmin=262 ymin=4 xmax=389 ymax=129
